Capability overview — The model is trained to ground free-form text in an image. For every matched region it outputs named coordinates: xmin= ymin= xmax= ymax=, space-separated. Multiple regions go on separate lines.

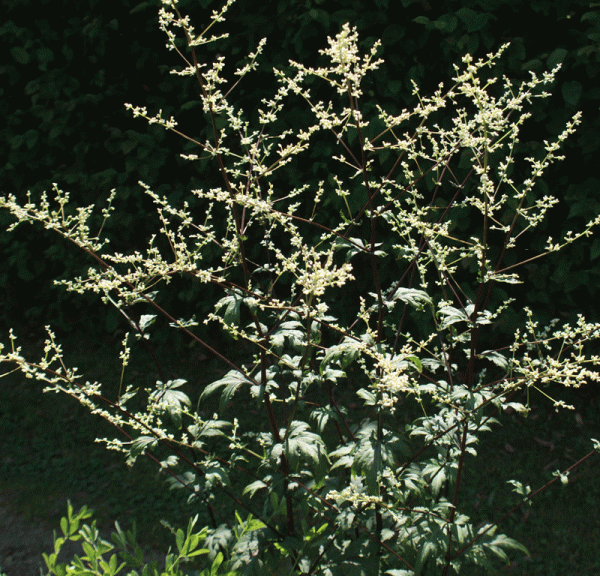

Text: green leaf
xmin=271 ymin=320 xmax=305 ymax=353
xmin=130 ymin=1 xmax=153 ymax=14
xmin=36 ymin=47 xmax=54 ymax=64
xmin=275 ymin=421 xmax=329 ymax=479
xmin=456 ymin=7 xmax=492 ymax=32
xmin=413 ymin=16 xmax=430 ymax=25
xmin=309 ymin=8 xmax=330 ymax=28
xmin=243 ymin=479 xmax=269 ymax=498
xmin=357 ymin=388 xmax=377 ymax=406
xmin=138 ymin=314 xmax=156 ymax=332
xmin=24 ymin=129 xmax=39 ymax=149
xmin=562 ymin=80 xmax=582 ymax=106
xmin=581 ymin=10 xmax=600 ymax=25
xmin=406 ymin=355 xmax=422 ymax=374
xmin=479 ymin=350 xmax=509 ymax=371
xmin=437 ymin=305 xmax=469 ymax=329
xmin=214 ymin=291 xmax=243 ymax=327
xmin=210 ymin=552 xmax=225 ymax=576
xmin=329 ymin=444 xmax=354 ymax=470
xmin=201 ymin=369 xmax=252 ymax=411
xmin=129 ymin=436 xmax=158 ymax=461
xmin=42 ymin=552 xmax=57 ymax=571
xmin=546 ymin=48 xmax=568 ymax=70
xmin=10 ymin=46 xmax=29 ymax=64
xmin=181 ymin=100 xmax=201 ymax=110
xmin=389 ymin=287 xmax=432 ymax=309
xmin=149 ymin=379 xmax=190 ymax=428
xmin=176 ymin=527 xmax=185 ymax=553
xmin=81 ymin=541 xmax=97 ymax=561
xmin=353 ymin=422 xmax=382 ymax=494
xmin=321 ymin=337 xmax=361 ymax=372
xmin=54 ymin=536 xmax=65 ymax=554
xmin=417 ymin=540 xmax=437 ymax=572
xmin=310 ymin=406 xmax=334 ymax=433
xmin=187 ymin=547 xmax=210 ymax=558
xmin=591 ymin=238 xmax=600 ymax=261
xmin=201 ymin=460 xmax=229 ymax=488
xmin=433 ymin=14 xmax=458 ymax=33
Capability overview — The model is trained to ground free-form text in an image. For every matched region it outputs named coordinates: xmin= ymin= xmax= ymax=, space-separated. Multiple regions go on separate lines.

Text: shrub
xmin=2 ymin=0 xmax=600 ymax=574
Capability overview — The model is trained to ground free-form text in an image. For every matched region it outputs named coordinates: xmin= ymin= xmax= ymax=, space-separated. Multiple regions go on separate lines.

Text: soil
xmin=0 ymin=490 xmax=76 ymax=576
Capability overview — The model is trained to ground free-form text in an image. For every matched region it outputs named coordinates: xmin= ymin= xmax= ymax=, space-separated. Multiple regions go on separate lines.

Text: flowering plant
xmin=2 ymin=1 xmax=600 ymax=574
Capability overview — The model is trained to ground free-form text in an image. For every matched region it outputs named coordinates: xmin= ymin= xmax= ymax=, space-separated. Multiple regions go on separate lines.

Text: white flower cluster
xmin=1 ymin=5 xmax=600 ymax=557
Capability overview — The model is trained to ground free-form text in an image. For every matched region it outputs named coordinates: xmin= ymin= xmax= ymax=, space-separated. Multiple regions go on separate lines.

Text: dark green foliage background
xmin=2 ymin=2 xmax=600 ymax=573
xmin=1 ymin=0 xmax=600 ymax=335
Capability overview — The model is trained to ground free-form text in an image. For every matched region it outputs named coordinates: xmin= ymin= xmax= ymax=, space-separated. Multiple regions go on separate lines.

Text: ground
xmin=0 ymin=491 xmax=164 ymax=576
xmin=0 ymin=490 xmax=73 ymax=576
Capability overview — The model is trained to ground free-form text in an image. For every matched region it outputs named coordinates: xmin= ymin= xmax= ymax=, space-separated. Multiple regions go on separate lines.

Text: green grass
xmin=1 ymin=328 xmax=600 ymax=573
xmin=460 ymin=386 xmax=600 ymax=574
xmin=0 ymin=328 xmax=203 ymax=553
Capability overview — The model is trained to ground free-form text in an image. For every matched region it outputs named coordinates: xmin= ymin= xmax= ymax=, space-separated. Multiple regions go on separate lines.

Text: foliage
xmin=42 ymin=501 xmax=238 ymax=576
xmin=2 ymin=0 xmax=600 ymax=575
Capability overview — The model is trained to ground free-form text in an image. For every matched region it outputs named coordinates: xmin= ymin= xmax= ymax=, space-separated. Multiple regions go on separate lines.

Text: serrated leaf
xmin=417 ymin=540 xmax=437 ymax=572
xmin=353 ymin=422 xmax=382 ymax=494
xmin=200 ymin=369 xmax=252 ymax=410
xmin=243 ymin=479 xmax=269 ymax=498
xmin=479 ymin=350 xmax=509 ymax=370
xmin=489 ymin=533 xmax=529 ymax=554
xmin=138 ymin=314 xmax=156 ymax=331
xmin=201 ymin=460 xmax=229 ymax=488
xmin=357 ymin=388 xmax=377 ymax=405
xmin=150 ymin=380 xmax=190 ymax=428
xmin=381 ymin=528 xmax=395 ymax=542
xmin=389 ymin=287 xmax=432 ymax=309
xmin=190 ymin=418 xmax=231 ymax=439
xmin=275 ymin=421 xmax=329 ymax=480
xmin=130 ymin=436 xmax=158 ymax=460
xmin=214 ymin=291 xmax=242 ymax=327
xmin=431 ymin=468 xmax=446 ymax=495
xmin=438 ymin=305 xmax=469 ymax=329
xmin=271 ymin=320 xmax=305 ymax=353
xmin=321 ymin=337 xmax=361 ymax=372
xmin=487 ymin=272 xmax=523 ymax=284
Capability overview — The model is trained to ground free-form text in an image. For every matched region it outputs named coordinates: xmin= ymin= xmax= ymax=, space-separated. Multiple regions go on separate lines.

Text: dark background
xmin=1 ymin=0 xmax=599 ymax=340
xmin=2 ymin=2 xmax=600 ymax=573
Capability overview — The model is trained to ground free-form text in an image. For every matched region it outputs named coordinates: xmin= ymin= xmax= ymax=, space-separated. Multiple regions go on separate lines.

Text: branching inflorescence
xmin=1 ymin=0 xmax=600 ymax=574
